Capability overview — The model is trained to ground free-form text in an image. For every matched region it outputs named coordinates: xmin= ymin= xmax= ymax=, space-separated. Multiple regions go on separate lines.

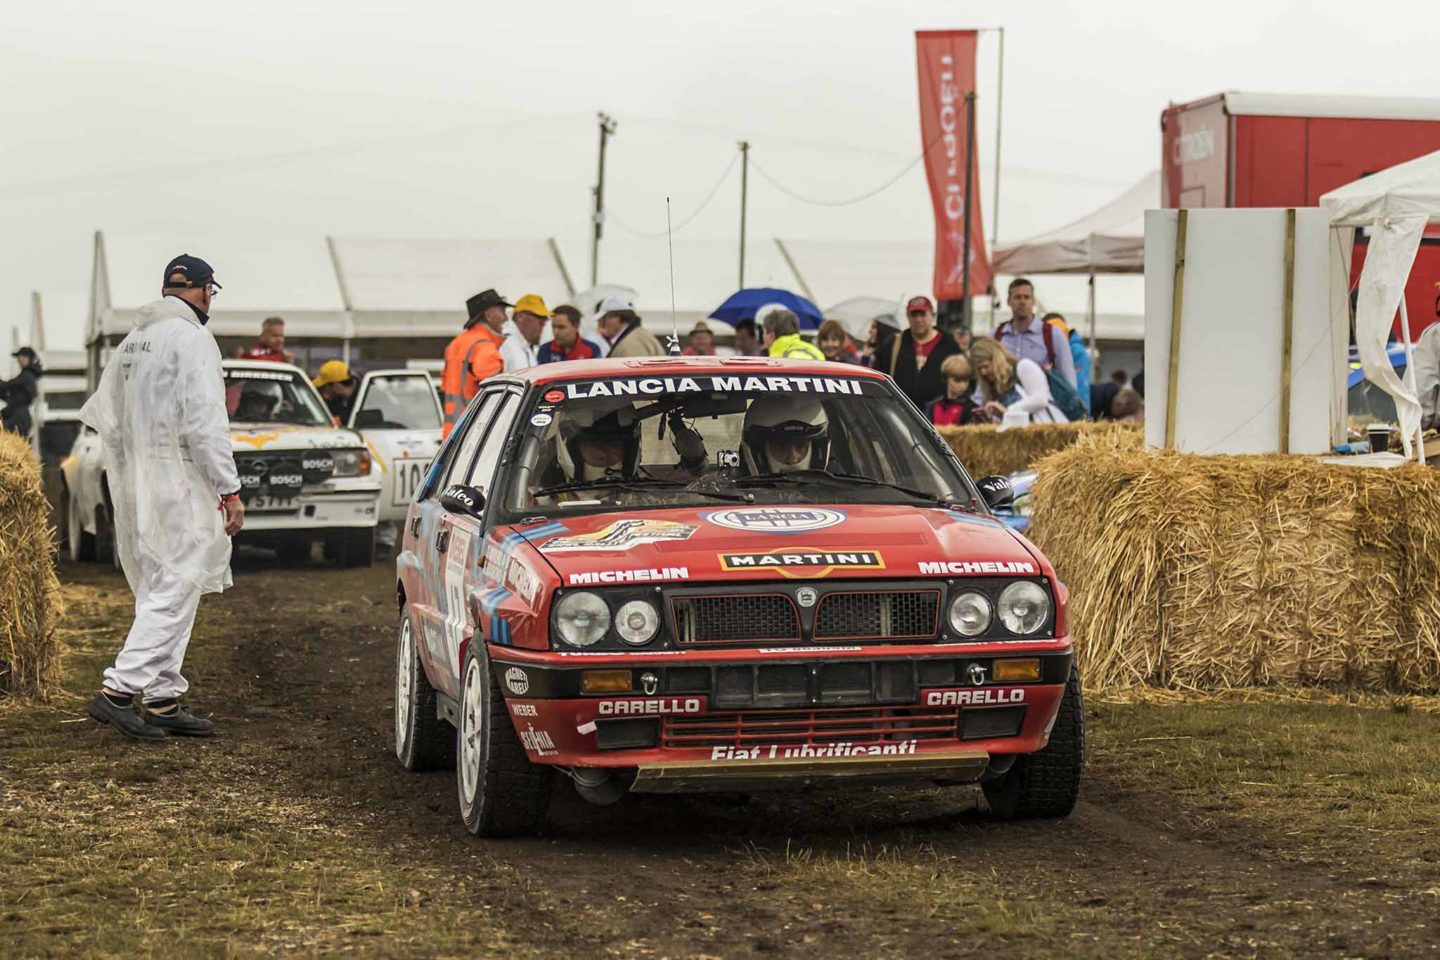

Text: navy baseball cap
xmin=163 ymin=254 xmax=221 ymax=290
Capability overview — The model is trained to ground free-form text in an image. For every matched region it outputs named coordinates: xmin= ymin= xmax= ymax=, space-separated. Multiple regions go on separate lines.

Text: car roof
xmin=223 ymin=359 xmax=308 ymax=376
xmin=502 ymin=355 xmax=890 ymax=387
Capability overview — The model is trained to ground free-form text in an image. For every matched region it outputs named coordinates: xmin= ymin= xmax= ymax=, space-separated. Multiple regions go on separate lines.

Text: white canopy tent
xmin=1320 ymin=149 xmax=1440 ymax=460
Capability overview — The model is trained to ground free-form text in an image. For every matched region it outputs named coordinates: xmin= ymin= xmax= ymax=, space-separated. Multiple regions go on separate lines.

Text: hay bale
xmin=0 ymin=431 xmax=65 ymax=701
xmin=937 ymin=421 xmax=1141 ymax=479
xmin=1029 ymin=438 xmax=1440 ymax=693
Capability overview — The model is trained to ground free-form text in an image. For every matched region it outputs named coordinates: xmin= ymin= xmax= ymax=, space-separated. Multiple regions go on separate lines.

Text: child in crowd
xmin=926 ymin=354 xmax=979 ymax=427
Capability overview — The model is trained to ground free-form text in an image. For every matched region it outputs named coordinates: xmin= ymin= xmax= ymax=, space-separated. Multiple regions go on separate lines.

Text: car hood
xmin=517 ymin=504 xmax=1044 ymax=586
xmin=230 ymin=425 xmax=363 ymax=452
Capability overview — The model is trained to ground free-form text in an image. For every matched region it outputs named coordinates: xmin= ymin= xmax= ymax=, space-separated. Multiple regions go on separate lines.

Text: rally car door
xmin=347 ymin=371 xmax=443 ymax=523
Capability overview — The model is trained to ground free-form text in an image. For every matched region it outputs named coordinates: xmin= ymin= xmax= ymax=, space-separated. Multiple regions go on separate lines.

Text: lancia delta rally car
xmin=63 ymin=360 xmax=385 ymax=567
xmin=393 ymin=357 xmax=1082 ymax=837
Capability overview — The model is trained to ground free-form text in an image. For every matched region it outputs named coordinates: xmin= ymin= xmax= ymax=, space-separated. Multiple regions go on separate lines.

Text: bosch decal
xmin=705 ymin=506 xmax=846 ymax=533
xmin=919 ymin=560 xmax=1038 ymax=575
xmin=925 ymin=687 xmax=1027 ymax=706
xmin=567 ymin=566 xmax=689 ymax=585
xmin=543 ymin=518 xmax=697 ymax=552
xmin=720 ymin=550 xmax=883 ymax=579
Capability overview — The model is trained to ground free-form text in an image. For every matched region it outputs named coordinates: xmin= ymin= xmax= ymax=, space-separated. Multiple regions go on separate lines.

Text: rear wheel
xmin=982 ymin=666 xmax=1085 ymax=819
xmin=395 ymin=606 xmax=454 ymax=771
xmin=63 ymin=486 xmax=96 ymax=562
xmin=456 ymin=644 xmax=551 ymax=837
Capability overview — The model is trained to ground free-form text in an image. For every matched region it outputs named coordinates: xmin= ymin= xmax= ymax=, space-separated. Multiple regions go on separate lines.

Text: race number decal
xmin=393 ymin=458 xmax=431 ymax=507
xmin=443 ymin=526 xmax=473 ymax=672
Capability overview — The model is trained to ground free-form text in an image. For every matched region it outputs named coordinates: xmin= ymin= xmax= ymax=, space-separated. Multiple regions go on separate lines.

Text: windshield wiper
xmin=735 ymin=469 xmax=955 ymax=506
xmin=532 ymin=475 xmax=752 ymax=503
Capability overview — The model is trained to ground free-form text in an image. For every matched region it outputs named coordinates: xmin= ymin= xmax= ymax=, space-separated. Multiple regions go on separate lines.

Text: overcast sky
xmin=3 ymin=0 xmax=1436 ymax=351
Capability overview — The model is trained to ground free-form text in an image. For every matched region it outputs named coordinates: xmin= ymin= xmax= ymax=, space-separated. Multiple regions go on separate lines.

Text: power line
xmin=749 ymin=134 xmax=940 ymax=208
xmin=607 ymin=150 xmax=741 ymax=237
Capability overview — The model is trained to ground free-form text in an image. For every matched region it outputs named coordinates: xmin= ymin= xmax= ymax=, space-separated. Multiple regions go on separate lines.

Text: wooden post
xmin=1278 ymin=209 xmax=1297 ymax=453
xmin=1164 ymin=209 xmax=1189 ymax=450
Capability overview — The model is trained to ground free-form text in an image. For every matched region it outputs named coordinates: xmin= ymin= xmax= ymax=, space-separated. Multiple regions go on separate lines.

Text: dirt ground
xmin=4 ymin=557 xmax=1440 ymax=959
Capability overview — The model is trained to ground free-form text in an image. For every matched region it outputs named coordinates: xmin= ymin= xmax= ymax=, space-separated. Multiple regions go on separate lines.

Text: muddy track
xmin=70 ymin=559 xmax=1440 ymax=958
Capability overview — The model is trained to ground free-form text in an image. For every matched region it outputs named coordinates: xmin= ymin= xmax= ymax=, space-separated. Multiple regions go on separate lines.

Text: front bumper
xmin=489 ymin=644 xmax=1072 ymax=789
xmin=239 ymin=491 xmax=380 ymax=533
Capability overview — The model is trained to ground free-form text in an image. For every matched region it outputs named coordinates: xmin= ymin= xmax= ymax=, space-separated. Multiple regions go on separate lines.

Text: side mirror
xmin=440 ymin=483 xmax=486 ymax=519
xmin=353 ymin=408 xmax=384 ymax=430
xmin=977 ymin=475 xmax=1014 ymax=511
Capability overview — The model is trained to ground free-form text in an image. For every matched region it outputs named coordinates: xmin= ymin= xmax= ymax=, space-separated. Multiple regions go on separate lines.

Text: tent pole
xmin=1087 ymin=271 xmax=1097 ymax=352
xmin=1399 ymin=297 xmax=1424 ymax=462
xmin=738 ymin=140 xmax=750 ymax=288
xmin=1164 ymin=210 xmax=1189 ymax=450
xmin=988 ymin=27 xmax=1005 ymax=327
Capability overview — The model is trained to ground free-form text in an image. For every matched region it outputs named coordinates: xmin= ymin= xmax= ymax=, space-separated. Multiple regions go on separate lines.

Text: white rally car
xmin=61 ymin=360 xmax=393 ymax=567
xmin=343 ymin=369 xmax=443 ymax=537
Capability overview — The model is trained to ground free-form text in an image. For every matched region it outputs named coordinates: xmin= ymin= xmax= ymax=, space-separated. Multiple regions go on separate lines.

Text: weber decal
xmin=918 ymin=560 xmax=1038 ymax=575
xmin=720 ymin=550 xmax=883 ymax=579
xmin=510 ymin=703 xmax=539 ymax=717
xmin=596 ymin=697 xmax=703 ymax=716
xmin=705 ymin=506 xmax=846 ymax=533
xmin=568 ymin=566 xmax=689 ymax=585
xmin=544 ymin=518 xmax=698 ymax=552
xmin=925 ymin=687 xmax=1027 ymax=707
xmin=711 ymin=740 xmax=918 ymax=761
xmin=565 ymin=375 xmax=865 ymax=400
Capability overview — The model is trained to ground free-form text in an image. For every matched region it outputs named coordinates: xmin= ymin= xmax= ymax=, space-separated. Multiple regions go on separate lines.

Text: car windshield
xmin=352 ymin=375 xmax=441 ymax=430
xmin=499 ymin=372 xmax=976 ymax=518
xmin=224 ymin=367 xmax=331 ymax=427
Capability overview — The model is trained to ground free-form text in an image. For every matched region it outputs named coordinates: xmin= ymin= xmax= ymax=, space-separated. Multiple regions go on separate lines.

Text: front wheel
xmin=394 ymin=605 xmax=453 ymax=771
xmin=982 ymin=666 xmax=1085 ymax=819
xmin=456 ymin=644 xmax=551 ymax=837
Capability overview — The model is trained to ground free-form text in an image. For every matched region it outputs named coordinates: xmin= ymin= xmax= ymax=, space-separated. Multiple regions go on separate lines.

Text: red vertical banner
xmin=916 ymin=30 xmax=991 ymax=301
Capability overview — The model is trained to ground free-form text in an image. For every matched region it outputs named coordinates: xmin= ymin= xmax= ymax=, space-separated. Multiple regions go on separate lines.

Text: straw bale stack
xmin=938 ymin=421 xmax=1141 ymax=479
xmin=1029 ymin=438 xmax=1440 ymax=692
xmin=0 ymin=431 xmax=65 ymax=701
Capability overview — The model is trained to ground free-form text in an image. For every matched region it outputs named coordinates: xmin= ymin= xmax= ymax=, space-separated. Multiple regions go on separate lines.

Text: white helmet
xmin=742 ymin=397 xmax=829 ymax=474
xmin=555 ymin=400 xmax=640 ymax=482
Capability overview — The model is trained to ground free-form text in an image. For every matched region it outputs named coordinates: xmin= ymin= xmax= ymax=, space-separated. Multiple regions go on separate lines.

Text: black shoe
xmin=87 ymin=693 xmax=167 ymax=741
xmin=142 ymin=705 xmax=215 ymax=738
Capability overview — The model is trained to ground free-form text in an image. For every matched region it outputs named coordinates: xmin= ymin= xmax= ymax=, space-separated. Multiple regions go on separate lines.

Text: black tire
xmin=328 ymin=528 xmax=376 ymax=568
xmin=983 ymin=666 xmax=1085 ymax=819
xmin=63 ymin=486 xmax=97 ymax=562
xmin=394 ymin=605 xmax=454 ymax=772
xmin=456 ymin=644 xmax=551 ymax=837
xmin=93 ymin=501 xmax=115 ymax=566
xmin=276 ymin=537 xmax=313 ymax=566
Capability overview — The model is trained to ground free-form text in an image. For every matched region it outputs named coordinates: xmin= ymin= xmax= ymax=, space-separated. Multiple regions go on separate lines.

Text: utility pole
xmin=738 ymin=141 xmax=750 ymax=289
xmin=590 ymin=112 xmax=618 ymax=286
xmin=959 ymin=92 xmax=977 ymax=327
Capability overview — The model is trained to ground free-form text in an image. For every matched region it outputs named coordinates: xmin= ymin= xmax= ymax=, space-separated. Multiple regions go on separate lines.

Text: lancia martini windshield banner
xmin=557 ymin=374 xmax=883 ymax=400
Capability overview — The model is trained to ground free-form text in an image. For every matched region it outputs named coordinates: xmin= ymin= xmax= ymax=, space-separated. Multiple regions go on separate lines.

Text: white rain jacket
xmin=80 ymin=297 xmax=241 ymax=595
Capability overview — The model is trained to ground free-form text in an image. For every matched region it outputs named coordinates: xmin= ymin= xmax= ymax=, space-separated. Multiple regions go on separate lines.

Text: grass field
xmin=3 ymin=560 xmax=1440 ymax=958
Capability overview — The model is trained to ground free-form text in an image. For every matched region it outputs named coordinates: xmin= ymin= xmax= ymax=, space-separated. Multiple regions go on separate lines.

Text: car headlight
xmin=997 ymin=581 xmax=1050 ymax=635
xmin=614 ymin=599 xmax=660 ymax=646
xmin=331 ymin=448 xmax=372 ymax=477
xmin=554 ymin=591 xmax=611 ymax=647
xmin=948 ymin=591 xmax=992 ymax=638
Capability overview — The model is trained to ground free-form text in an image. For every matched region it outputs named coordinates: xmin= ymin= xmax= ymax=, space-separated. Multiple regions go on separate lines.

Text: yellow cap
xmin=513 ymin=293 xmax=551 ymax=318
xmin=312 ymin=359 xmax=354 ymax=388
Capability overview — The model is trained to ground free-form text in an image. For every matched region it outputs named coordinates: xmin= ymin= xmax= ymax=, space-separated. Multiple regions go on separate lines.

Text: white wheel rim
xmin=66 ymin=493 xmax=81 ymax=562
xmin=459 ymin=657 xmax=484 ymax=805
xmin=394 ymin=616 xmax=413 ymax=757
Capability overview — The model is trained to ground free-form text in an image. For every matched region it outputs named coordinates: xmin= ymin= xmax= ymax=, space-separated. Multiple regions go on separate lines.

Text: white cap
xmin=596 ymin=293 xmax=635 ymax=318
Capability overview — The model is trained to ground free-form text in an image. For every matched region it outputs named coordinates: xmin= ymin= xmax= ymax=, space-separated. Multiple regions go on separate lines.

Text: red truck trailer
xmin=1162 ymin=92 xmax=1440 ymax=339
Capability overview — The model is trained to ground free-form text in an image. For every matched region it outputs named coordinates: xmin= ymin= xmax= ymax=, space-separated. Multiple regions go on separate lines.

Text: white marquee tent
xmin=991 ymin=171 xmax=1156 ymax=276
xmin=1321 ymin=149 xmax=1440 ymax=459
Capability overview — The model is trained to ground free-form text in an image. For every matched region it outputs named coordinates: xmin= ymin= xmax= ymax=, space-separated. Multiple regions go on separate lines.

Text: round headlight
xmin=998 ymin=581 xmax=1050 ymax=635
xmin=554 ymin=591 xmax=610 ymax=647
xmin=614 ymin=599 xmax=660 ymax=646
xmin=948 ymin=591 xmax=992 ymax=638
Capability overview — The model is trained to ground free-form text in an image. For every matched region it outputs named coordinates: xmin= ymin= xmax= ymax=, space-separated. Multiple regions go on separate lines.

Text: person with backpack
xmin=1043 ymin=312 xmax=1091 ymax=415
xmin=880 ymin=296 xmax=962 ymax=408
xmin=994 ymin=278 xmax=1077 ymax=390
xmin=969 ymin=337 xmax=1069 ymax=426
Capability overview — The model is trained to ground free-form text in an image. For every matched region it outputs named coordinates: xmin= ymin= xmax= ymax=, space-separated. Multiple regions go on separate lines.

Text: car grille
xmin=813 ymin=590 xmax=941 ymax=641
xmin=672 ymin=594 xmax=800 ymax=644
xmin=662 ymin=705 xmax=961 ymax=748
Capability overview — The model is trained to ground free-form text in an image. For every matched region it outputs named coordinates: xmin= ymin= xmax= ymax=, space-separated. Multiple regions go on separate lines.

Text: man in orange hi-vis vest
xmin=441 ymin=289 xmax=510 ymax=437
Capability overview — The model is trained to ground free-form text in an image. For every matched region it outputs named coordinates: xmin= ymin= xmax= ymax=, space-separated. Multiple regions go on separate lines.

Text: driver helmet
xmin=236 ymin=382 xmax=282 ymax=420
xmin=742 ymin=397 xmax=829 ymax=474
xmin=555 ymin=399 xmax=640 ymax=481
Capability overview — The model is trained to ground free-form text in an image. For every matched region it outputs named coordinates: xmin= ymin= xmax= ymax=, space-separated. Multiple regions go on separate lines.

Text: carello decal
xmin=924 ymin=687 xmax=1026 ymax=707
xmin=596 ymin=697 xmax=703 ymax=716
xmin=719 ymin=549 xmax=884 ymax=579
xmin=564 ymin=375 xmax=865 ymax=400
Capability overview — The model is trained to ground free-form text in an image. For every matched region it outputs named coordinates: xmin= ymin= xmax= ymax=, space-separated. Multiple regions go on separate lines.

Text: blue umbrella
xmin=710 ymin=288 xmax=824 ymax=331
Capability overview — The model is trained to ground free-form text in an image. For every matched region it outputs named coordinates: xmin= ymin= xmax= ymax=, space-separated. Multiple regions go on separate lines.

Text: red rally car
xmin=394 ymin=356 xmax=1082 ymax=837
